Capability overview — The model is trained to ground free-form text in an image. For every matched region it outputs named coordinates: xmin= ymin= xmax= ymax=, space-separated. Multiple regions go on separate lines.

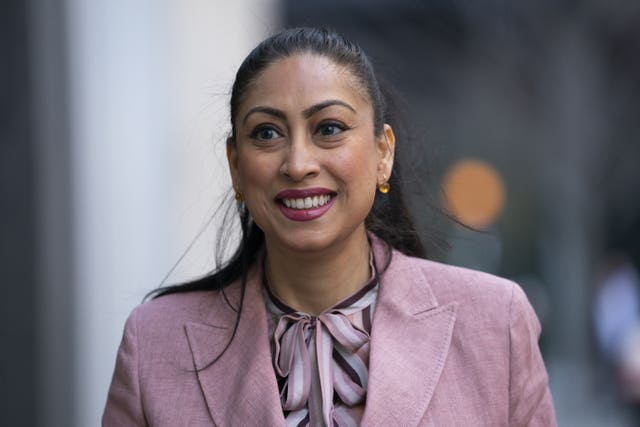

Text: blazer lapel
xmin=362 ymin=245 xmax=457 ymax=427
xmin=184 ymin=265 xmax=286 ymax=427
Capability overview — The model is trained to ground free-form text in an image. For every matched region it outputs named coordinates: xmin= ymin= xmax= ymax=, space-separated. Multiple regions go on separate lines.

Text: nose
xmin=279 ymin=132 xmax=320 ymax=181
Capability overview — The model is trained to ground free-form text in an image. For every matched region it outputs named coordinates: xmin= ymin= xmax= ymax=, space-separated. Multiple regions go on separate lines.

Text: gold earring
xmin=378 ymin=175 xmax=390 ymax=194
xmin=235 ymin=190 xmax=244 ymax=202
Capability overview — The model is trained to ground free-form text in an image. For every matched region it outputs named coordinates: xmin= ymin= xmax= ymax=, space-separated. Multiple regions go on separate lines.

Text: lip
xmin=275 ymin=187 xmax=336 ymax=222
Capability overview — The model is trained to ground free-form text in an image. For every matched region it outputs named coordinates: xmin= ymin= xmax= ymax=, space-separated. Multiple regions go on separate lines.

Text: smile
xmin=275 ymin=188 xmax=336 ymax=221
xmin=282 ymin=194 xmax=332 ymax=209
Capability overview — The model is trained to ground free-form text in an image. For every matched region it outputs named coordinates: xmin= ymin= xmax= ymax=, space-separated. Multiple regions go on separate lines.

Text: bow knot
xmin=272 ymin=307 xmax=372 ymax=425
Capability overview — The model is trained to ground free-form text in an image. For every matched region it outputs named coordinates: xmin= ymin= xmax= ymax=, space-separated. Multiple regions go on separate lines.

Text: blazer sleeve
xmin=103 ymin=307 xmax=148 ymax=426
xmin=508 ymin=284 xmax=557 ymax=426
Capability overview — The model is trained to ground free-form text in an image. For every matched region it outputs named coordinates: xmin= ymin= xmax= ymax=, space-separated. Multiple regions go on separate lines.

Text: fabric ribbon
xmin=269 ymin=287 xmax=377 ymax=427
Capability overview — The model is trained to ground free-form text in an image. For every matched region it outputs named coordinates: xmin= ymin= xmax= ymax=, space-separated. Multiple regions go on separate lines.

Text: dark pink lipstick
xmin=275 ymin=188 xmax=336 ymax=221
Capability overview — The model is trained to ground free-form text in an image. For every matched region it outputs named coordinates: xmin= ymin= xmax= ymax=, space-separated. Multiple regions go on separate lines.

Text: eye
xmin=250 ymin=125 xmax=282 ymax=141
xmin=317 ymin=122 xmax=346 ymax=137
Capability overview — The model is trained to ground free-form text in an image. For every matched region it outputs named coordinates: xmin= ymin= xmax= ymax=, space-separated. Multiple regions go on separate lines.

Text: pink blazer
xmin=103 ymin=239 xmax=556 ymax=426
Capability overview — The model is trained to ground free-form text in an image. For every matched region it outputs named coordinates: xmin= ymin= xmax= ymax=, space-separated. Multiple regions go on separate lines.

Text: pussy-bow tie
xmin=272 ymin=303 xmax=374 ymax=426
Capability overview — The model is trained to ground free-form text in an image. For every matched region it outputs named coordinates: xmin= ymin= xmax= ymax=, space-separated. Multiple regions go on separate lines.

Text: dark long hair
xmin=149 ymin=27 xmax=425 ymax=362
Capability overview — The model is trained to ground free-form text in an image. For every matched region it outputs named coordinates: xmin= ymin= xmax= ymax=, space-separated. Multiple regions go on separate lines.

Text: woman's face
xmin=228 ymin=53 xmax=394 ymax=254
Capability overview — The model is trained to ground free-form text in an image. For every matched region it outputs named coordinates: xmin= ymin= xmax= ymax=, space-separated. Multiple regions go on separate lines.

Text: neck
xmin=264 ymin=229 xmax=371 ymax=315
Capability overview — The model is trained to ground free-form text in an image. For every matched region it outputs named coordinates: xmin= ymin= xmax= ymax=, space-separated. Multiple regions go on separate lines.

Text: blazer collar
xmin=184 ymin=263 xmax=286 ymax=426
xmin=184 ymin=237 xmax=456 ymax=427
xmin=361 ymin=239 xmax=457 ymax=426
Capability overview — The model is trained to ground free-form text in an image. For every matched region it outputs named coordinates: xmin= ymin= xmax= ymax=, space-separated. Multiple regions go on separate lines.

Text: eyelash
xmin=316 ymin=121 xmax=349 ymax=137
xmin=250 ymin=125 xmax=283 ymax=141
xmin=248 ymin=121 xmax=351 ymax=142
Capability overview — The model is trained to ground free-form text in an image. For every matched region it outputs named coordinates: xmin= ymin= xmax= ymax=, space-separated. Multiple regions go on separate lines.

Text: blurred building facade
xmin=282 ymin=1 xmax=640 ymax=424
xmin=3 ymin=1 xmax=277 ymax=426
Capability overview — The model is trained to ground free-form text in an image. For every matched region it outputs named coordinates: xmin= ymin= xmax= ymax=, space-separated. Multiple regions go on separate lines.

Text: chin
xmin=278 ymin=232 xmax=336 ymax=253
xmin=269 ymin=225 xmax=367 ymax=255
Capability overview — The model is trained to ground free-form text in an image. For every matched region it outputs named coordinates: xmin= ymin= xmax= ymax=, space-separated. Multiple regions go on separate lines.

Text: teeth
xmin=282 ymin=194 xmax=332 ymax=210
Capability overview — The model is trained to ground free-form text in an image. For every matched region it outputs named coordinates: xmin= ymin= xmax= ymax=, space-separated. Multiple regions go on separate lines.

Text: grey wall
xmin=1 ymin=2 xmax=39 ymax=424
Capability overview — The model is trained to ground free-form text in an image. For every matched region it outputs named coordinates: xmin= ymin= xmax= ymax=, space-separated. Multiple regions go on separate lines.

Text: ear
xmin=226 ymin=137 xmax=241 ymax=191
xmin=376 ymin=124 xmax=396 ymax=183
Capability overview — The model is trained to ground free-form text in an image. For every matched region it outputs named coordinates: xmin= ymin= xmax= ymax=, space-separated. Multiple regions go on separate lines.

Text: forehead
xmin=238 ymin=54 xmax=370 ymax=113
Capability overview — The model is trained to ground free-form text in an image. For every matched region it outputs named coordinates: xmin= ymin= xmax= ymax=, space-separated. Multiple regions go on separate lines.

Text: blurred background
xmin=2 ymin=0 xmax=639 ymax=425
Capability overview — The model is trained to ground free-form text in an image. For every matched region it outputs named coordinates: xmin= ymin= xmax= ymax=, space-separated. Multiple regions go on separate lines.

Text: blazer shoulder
xmin=392 ymin=251 xmax=519 ymax=310
xmin=130 ymin=284 xmax=241 ymax=332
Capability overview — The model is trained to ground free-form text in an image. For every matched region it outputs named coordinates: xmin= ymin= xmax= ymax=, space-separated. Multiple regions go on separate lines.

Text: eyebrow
xmin=242 ymin=106 xmax=286 ymax=124
xmin=242 ymin=99 xmax=356 ymax=124
xmin=303 ymin=99 xmax=356 ymax=118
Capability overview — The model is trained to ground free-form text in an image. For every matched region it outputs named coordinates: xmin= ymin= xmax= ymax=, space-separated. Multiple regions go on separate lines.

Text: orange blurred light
xmin=442 ymin=159 xmax=506 ymax=229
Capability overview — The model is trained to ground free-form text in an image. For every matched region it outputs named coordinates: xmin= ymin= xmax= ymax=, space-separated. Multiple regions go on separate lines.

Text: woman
xmin=103 ymin=27 xmax=556 ymax=426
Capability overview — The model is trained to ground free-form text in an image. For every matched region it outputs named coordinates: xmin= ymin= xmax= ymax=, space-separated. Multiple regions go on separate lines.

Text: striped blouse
xmin=264 ymin=265 xmax=378 ymax=427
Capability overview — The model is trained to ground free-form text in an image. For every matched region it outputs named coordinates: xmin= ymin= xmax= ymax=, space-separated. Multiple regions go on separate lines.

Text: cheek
xmin=335 ymin=145 xmax=379 ymax=183
xmin=237 ymin=153 xmax=277 ymax=187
